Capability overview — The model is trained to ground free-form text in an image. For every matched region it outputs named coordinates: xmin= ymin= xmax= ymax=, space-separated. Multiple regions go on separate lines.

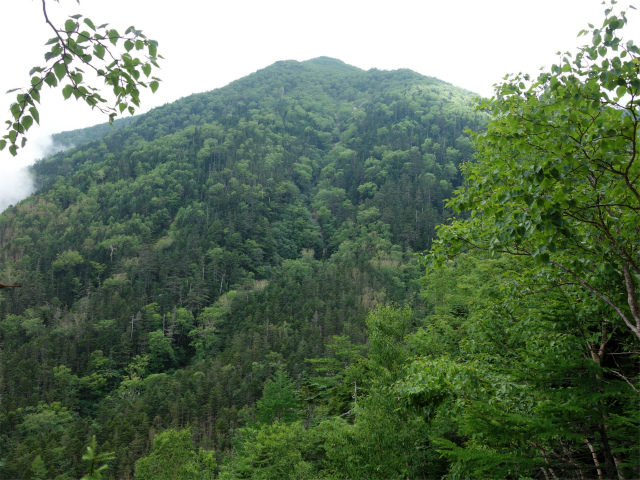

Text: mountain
xmin=0 ymin=57 xmax=483 ymax=478
xmin=48 ymin=115 xmax=139 ymax=152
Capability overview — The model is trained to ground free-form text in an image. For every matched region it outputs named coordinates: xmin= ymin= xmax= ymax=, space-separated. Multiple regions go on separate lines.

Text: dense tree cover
xmin=433 ymin=5 xmax=640 ymax=343
xmin=405 ymin=5 xmax=639 ymax=479
xmin=134 ymin=428 xmax=216 ymax=480
xmin=1 ymin=3 xmax=636 ymax=475
xmin=0 ymin=56 xmax=480 ymax=478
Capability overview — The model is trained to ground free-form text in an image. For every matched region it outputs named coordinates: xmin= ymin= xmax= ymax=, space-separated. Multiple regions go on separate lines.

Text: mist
xmin=0 ymin=134 xmax=68 ymax=214
xmin=0 ymin=169 xmax=36 ymax=213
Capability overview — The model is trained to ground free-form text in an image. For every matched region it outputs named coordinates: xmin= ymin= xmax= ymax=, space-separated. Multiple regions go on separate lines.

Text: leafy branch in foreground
xmin=1 ymin=0 xmax=162 ymax=156
xmin=428 ymin=1 xmax=640 ymax=340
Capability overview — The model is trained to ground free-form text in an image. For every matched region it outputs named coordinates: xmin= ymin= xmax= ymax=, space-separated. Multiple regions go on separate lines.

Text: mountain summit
xmin=0 ymin=58 xmax=482 ymax=478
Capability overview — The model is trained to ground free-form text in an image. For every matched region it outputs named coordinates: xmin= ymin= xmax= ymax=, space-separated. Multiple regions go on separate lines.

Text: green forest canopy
xmin=0 ymin=3 xmax=638 ymax=478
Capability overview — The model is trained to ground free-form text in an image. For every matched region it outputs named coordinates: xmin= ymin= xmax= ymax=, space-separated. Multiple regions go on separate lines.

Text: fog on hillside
xmin=0 ymin=168 xmax=36 ymax=213
xmin=0 ymin=135 xmax=70 ymax=213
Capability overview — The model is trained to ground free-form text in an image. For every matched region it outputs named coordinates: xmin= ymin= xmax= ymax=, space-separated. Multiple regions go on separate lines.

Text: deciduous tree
xmin=134 ymin=428 xmax=215 ymax=480
xmin=431 ymin=2 xmax=640 ymax=341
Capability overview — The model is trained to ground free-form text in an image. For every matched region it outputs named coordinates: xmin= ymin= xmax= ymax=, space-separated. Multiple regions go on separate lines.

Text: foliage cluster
xmin=2 ymin=0 xmax=162 ymax=156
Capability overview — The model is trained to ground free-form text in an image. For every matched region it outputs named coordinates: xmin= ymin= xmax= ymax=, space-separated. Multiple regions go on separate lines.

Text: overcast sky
xmin=0 ymin=0 xmax=636 ymax=202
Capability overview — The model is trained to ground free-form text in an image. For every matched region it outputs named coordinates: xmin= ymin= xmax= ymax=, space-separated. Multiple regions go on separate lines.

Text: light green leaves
xmin=134 ymin=428 xmax=216 ymax=480
xmin=427 ymin=1 xmax=640 ymax=340
xmin=79 ymin=435 xmax=115 ymax=480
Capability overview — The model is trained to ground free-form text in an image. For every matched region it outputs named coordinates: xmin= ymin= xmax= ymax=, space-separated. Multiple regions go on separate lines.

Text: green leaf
xmin=150 ymin=80 xmax=159 ymax=93
xmin=148 ymin=41 xmax=157 ymax=58
xmin=44 ymin=72 xmax=58 ymax=87
xmin=45 ymin=37 xmax=58 ymax=45
xmin=593 ymin=33 xmax=602 ymax=46
xmin=94 ymin=44 xmax=106 ymax=60
xmin=118 ymin=103 xmax=128 ymax=113
xmin=29 ymin=107 xmax=40 ymax=124
xmin=21 ymin=115 xmax=33 ymax=131
xmin=124 ymin=40 xmax=134 ymax=52
xmin=78 ymin=30 xmax=92 ymax=43
xmin=64 ymin=19 xmax=78 ymax=32
xmin=9 ymin=144 xmax=18 ymax=156
xmin=53 ymin=62 xmax=66 ymax=80
xmin=108 ymin=29 xmax=119 ymax=45
xmin=0 ymin=140 xmax=6 ymax=150
xmin=70 ymin=14 xmax=82 ymax=19
xmin=62 ymin=85 xmax=74 ymax=99
xmin=84 ymin=18 xmax=96 ymax=31
xmin=142 ymin=64 xmax=151 ymax=77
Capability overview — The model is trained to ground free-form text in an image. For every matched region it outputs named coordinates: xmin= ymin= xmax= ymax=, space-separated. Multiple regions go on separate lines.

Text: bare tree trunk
xmin=582 ymin=438 xmax=604 ymax=480
xmin=623 ymin=262 xmax=640 ymax=339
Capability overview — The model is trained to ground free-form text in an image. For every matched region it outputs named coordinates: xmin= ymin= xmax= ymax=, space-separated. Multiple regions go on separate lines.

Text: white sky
xmin=0 ymin=0 xmax=636 ymax=177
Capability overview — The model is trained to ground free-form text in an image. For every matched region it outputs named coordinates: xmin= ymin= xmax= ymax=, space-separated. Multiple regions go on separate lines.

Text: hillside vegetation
xmin=0 ymin=21 xmax=637 ymax=477
xmin=0 ymin=57 xmax=481 ymax=479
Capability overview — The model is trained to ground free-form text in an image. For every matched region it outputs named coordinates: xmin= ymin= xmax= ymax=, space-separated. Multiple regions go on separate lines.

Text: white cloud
xmin=0 ymin=168 xmax=35 ymax=213
xmin=0 ymin=134 xmax=71 ymax=213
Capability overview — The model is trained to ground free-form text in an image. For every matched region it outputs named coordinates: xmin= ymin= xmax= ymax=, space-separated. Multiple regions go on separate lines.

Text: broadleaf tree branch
xmin=0 ymin=0 xmax=162 ymax=156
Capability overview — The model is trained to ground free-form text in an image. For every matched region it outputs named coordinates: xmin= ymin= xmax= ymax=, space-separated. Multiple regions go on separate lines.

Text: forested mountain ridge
xmin=2 ymin=43 xmax=636 ymax=479
xmin=48 ymin=115 xmax=139 ymax=152
xmin=0 ymin=57 xmax=482 ymax=479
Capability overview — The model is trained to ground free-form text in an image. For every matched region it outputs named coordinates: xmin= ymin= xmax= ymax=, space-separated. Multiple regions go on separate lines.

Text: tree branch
xmin=549 ymin=259 xmax=639 ymax=340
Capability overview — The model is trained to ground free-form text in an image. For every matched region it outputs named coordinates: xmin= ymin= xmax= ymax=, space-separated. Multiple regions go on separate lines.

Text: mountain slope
xmin=0 ymin=57 xmax=483 ymax=478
